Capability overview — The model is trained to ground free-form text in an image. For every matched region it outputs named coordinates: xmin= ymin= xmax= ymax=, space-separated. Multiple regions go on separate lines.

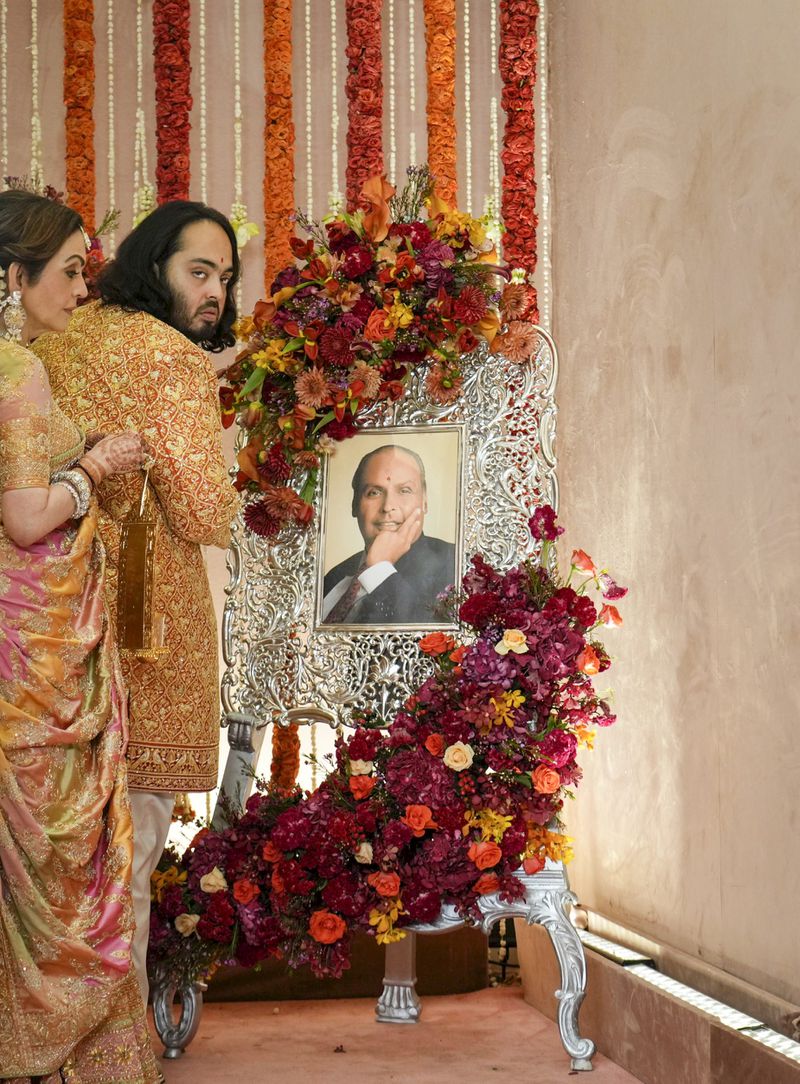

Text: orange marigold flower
xmin=309 ymin=909 xmax=347 ymax=944
xmin=419 ymin=631 xmax=456 ymax=656
xmin=367 ymin=870 xmax=401 ymax=898
xmin=467 ymin=841 xmax=503 ymax=870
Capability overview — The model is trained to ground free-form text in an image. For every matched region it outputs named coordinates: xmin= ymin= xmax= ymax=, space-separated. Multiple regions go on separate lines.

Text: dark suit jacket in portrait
xmin=322 ymin=534 xmax=457 ymax=625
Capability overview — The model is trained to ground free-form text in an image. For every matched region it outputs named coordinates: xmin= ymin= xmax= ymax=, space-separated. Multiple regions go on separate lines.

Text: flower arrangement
xmin=148 ymin=506 xmax=625 ymax=983
xmin=221 ymin=165 xmax=518 ymax=540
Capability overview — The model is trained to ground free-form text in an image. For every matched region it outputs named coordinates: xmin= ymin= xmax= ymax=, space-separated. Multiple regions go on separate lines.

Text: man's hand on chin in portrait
xmin=364 ymin=508 xmax=423 ymax=568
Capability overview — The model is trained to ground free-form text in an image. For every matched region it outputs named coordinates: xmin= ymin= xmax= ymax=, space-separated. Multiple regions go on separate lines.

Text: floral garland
xmin=63 ymin=0 xmax=95 ymax=232
xmin=148 ymin=507 xmax=626 ymax=982
xmin=499 ymin=0 xmax=539 ymax=313
xmin=153 ymin=0 xmax=192 ymax=203
xmin=344 ymin=0 xmax=383 ymax=211
xmin=423 ymin=0 xmax=457 ymax=206
xmin=263 ymin=0 xmax=296 ymax=290
xmin=221 ymin=166 xmax=504 ymax=538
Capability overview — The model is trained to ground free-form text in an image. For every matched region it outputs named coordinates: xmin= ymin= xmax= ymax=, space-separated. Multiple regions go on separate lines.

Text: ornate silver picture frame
xmin=221 ymin=330 xmax=557 ymax=728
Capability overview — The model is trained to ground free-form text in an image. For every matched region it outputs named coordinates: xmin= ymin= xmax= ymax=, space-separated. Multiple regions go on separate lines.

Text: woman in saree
xmin=0 ymin=190 xmax=160 ymax=1082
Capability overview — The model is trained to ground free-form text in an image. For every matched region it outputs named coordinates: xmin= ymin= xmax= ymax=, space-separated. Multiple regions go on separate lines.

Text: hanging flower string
xmin=499 ymin=0 xmax=539 ymax=314
xmin=63 ymin=0 xmax=96 ymax=232
xmin=344 ymin=0 xmax=383 ymax=211
xmin=263 ymin=0 xmax=296 ymax=290
xmin=153 ymin=0 xmax=192 ymax=203
xmin=423 ymin=0 xmax=457 ymax=206
xmin=132 ymin=0 xmax=155 ymax=224
xmin=230 ymin=0 xmax=258 ymax=258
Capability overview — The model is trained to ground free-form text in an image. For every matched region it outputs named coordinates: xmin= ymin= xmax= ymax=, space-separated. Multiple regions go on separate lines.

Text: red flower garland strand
xmin=499 ymin=0 xmax=539 ymax=318
xmin=344 ymin=0 xmax=383 ymax=211
xmin=263 ymin=0 xmax=296 ymax=290
xmin=423 ymin=0 xmax=457 ymax=206
xmin=153 ymin=0 xmax=192 ymax=203
xmin=63 ymin=0 xmax=95 ymax=232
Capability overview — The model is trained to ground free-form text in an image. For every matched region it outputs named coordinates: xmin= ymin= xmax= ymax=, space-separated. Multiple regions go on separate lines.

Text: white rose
xmin=443 ymin=742 xmax=475 ymax=772
xmin=349 ymin=759 xmax=374 ymax=776
xmin=174 ymin=913 xmax=200 ymax=937
xmin=199 ymin=866 xmax=228 ymax=894
xmin=354 ymin=841 xmax=374 ymax=864
xmin=494 ymin=628 xmax=528 ymax=655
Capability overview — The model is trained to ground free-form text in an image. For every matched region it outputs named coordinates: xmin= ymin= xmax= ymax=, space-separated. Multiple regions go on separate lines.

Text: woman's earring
xmin=0 ymin=290 xmax=26 ymax=342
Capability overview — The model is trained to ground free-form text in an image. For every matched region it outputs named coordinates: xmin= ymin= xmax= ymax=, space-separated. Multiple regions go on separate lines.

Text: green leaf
xmin=240 ymin=366 xmax=267 ymax=396
xmin=311 ymin=410 xmax=335 ymax=435
xmin=513 ymin=772 xmax=533 ymax=790
xmin=282 ymin=336 xmax=305 ymax=352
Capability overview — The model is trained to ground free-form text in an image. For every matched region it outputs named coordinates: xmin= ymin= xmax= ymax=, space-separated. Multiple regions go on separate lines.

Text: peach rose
xmin=349 ymin=775 xmax=376 ymax=800
xmin=424 ymin=733 xmax=445 ymax=757
xmin=443 ymin=741 xmax=474 ymax=772
xmin=349 ymin=759 xmax=374 ymax=776
xmin=309 ymin=909 xmax=347 ymax=944
xmin=473 ymin=873 xmax=501 ymax=896
xmin=494 ymin=628 xmax=528 ymax=656
xmin=467 ymin=841 xmax=503 ymax=870
xmin=174 ymin=913 xmax=200 ymax=937
xmin=523 ymin=854 xmax=546 ymax=876
xmin=354 ymin=841 xmax=374 ymax=864
xmin=402 ymin=804 xmax=436 ymax=837
xmin=367 ymin=871 xmax=401 ymax=898
xmin=199 ymin=867 xmax=228 ymax=894
xmin=531 ymin=765 xmax=561 ymax=794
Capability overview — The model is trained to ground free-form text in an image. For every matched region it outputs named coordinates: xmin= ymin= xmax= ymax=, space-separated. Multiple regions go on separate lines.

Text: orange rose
xmin=402 ymin=804 xmax=437 ymax=837
xmin=449 ymin=645 xmax=466 ymax=664
xmin=531 ymin=765 xmax=561 ymax=794
xmin=576 ymin=646 xmax=600 ymax=676
xmin=309 ymin=909 xmax=347 ymax=944
xmin=419 ymin=631 xmax=456 ymax=656
xmin=467 ymin=841 xmax=503 ymax=870
xmin=424 ymin=733 xmax=445 ymax=757
xmin=473 ymin=873 xmax=501 ymax=896
xmin=364 ymin=307 xmax=396 ymax=342
xmin=349 ymin=775 xmax=376 ymax=800
xmin=367 ymin=871 xmax=401 ymax=898
xmin=233 ymin=879 xmax=260 ymax=905
xmin=262 ymin=842 xmax=282 ymax=863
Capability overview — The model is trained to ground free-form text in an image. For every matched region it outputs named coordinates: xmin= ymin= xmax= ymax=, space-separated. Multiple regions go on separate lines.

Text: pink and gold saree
xmin=0 ymin=343 xmax=158 ymax=1082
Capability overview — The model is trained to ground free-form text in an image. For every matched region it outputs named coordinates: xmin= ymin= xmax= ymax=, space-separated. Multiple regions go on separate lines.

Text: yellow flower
xmin=463 ymin=809 xmax=515 ymax=843
xmin=489 ymin=689 xmax=526 ymax=728
xmin=386 ymin=296 xmax=414 ymax=330
xmin=527 ymin=825 xmax=574 ymax=865
xmin=576 ymin=726 xmax=596 ymax=750
xmin=252 ymin=339 xmax=288 ymax=371
xmin=369 ymin=899 xmax=406 ymax=944
xmin=494 ymin=628 xmax=528 ymax=655
xmin=150 ymin=865 xmax=187 ymax=902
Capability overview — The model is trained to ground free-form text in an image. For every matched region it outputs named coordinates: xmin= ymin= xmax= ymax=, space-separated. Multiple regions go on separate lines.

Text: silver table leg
xmin=375 ymin=932 xmax=421 ymax=1023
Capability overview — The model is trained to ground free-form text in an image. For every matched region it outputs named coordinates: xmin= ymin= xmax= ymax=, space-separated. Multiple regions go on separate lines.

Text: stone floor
xmin=150 ymin=985 xmax=642 ymax=1083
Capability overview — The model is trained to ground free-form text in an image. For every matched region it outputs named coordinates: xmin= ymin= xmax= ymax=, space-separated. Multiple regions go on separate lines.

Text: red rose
xmin=309 ymin=909 xmax=347 ymax=944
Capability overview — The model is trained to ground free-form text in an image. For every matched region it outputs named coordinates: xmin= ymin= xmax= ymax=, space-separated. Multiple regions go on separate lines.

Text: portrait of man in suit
xmin=320 ymin=439 xmax=459 ymax=626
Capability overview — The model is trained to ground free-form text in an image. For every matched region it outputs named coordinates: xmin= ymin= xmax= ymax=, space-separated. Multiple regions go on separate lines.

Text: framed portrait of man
xmin=317 ymin=425 xmax=463 ymax=630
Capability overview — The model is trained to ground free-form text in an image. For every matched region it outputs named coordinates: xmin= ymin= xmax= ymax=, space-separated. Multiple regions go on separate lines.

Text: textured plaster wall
xmin=550 ymin=0 xmax=800 ymax=1003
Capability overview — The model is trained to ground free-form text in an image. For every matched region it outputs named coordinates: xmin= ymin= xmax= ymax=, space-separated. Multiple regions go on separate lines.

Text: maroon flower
xmin=342 ymin=246 xmax=373 ymax=278
xmin=529 ymin=505 xmax=563 ymax=542
xmin=244 ymin=499 xmax=281 ymax=538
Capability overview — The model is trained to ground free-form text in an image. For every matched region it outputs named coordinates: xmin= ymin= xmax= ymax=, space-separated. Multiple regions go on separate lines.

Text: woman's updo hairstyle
xmin=0 ymin=189 xmax=83 ymax=287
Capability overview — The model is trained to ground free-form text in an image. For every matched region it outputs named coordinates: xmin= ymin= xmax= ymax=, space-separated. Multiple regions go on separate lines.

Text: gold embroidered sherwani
xmin=34 ymin=301 xmax=239 ymax=793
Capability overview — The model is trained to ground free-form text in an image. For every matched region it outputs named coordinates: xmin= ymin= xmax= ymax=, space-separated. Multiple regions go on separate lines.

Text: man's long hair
xmin=97 ymin=200 xmax=240 ymax=352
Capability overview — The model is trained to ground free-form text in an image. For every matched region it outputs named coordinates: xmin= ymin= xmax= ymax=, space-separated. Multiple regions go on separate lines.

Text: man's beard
xmin=168 ymin=292 xmax=222 ymax=345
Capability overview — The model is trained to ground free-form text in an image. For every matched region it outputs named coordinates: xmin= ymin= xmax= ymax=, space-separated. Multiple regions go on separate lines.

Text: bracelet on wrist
xmin=77 ymin=456 xmax=103 ymax=487
xmin=51 ymin=468 xmax=92 ymax=519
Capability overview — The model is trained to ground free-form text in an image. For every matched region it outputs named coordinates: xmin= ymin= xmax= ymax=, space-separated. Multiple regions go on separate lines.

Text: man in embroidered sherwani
xmin=34 ymin=201 xmax=241 ymax=1005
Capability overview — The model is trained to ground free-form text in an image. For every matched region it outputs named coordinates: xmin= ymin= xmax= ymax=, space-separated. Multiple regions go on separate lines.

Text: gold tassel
xmin=117 ymin=469 xmax=168 ymax=660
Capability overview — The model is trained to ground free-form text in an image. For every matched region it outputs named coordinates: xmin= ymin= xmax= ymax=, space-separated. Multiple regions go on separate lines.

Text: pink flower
xmin=294 ymin=368 xmax=330 ymax=408
xmin=425 ymin=364 xmax=463 ymax=404
xmin=599 ymin=572 xmax=628 ymax=600
xmin=598 ymin=604 xmax=623 ymax=627
xmin=492 ymin=320 xmax=538 ymax=364
xmin=571 ymin=549 xmax=596 ymax=575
